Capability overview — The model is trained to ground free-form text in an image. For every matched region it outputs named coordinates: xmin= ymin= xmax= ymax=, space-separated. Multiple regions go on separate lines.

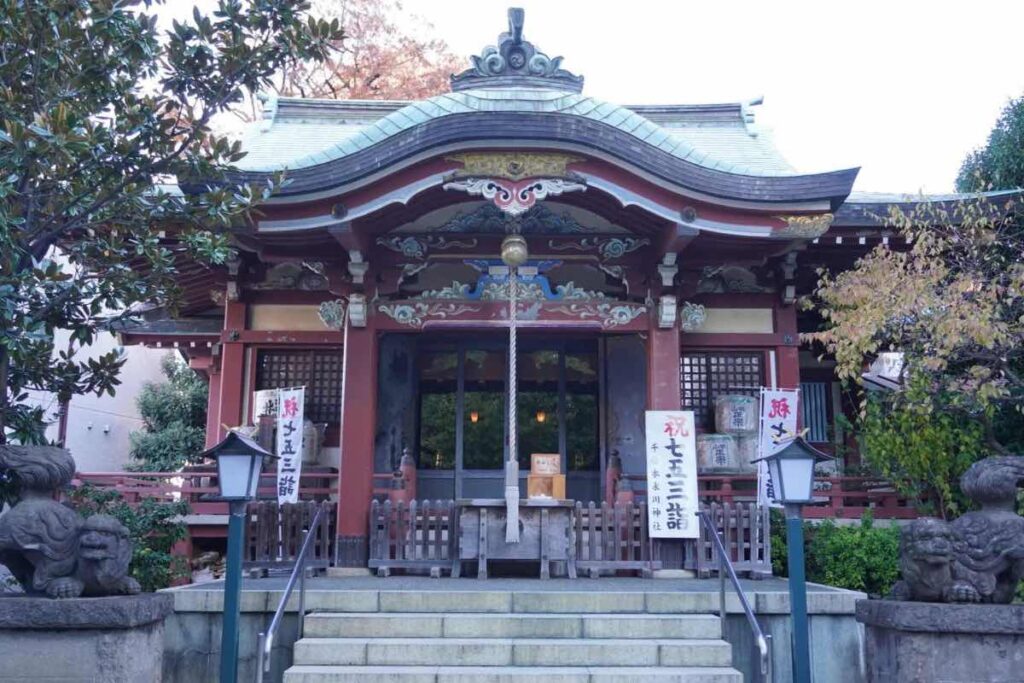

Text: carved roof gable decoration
xmin=450 ymin=8 xmax=584 ymax=93
xmin=443 ymin=152 xmax=587 ymax=217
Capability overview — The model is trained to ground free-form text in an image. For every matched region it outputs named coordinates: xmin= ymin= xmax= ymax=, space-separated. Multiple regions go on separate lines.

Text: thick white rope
xmin=505 ymin=267 xmax=520 ymax=543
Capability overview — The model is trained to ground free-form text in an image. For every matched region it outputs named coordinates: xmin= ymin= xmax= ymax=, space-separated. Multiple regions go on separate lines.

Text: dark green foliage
xmin=0 ymin=1 xmax=342 ymax=442
xmin=957 ymin=97 xmax=1024 ymax=192
xmin=129 ymin=355 xmax=207 ymax=472
xmin=860 ymin=385 xmax=988 ymax=519
xmin=69 ymin=484 xmax=189 ymax=592
xmin=806 ymin=515 xmax=901 ymax=597
xmin=771 ymin=512 xmax=901 ymax=598
xmin=769 ymin=509 xmax=788 ymax=576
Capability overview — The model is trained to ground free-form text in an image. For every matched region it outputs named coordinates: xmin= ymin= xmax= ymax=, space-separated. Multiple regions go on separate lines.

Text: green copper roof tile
xmin=632 ymin=120 xmax=660 ymax=141
xmin=375 ymin=117 xmax=403 ymax=136
xmin=238 ymin=89 xmax=794 ymax=177
xmin=360 ymin=124 xmax=388 ymax=144
xmin=430 ymin=95 xmax=463 ymax=113
xmin=591 ymin=101 xmax=620 ymax=120
xmin=602 ymin=107 xmax=630 ymax=128
xmin=569 ymin=98 xmax=602 ymax=116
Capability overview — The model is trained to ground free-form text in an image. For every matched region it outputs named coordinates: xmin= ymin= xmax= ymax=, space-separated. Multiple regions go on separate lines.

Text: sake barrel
xmin=714 ymin=394 xmax=759 ymax=434
xmin=736 ymin=434 xmax=759 ymax=473
xmin=696 ymin=433 xmax=738 ymax=472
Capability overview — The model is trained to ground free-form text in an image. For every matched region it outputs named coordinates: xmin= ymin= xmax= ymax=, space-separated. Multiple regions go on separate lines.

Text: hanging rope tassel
xmin=505 ymin=266 xmax=520 ymax=543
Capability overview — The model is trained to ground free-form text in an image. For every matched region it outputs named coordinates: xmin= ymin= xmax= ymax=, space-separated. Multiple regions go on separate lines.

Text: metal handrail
xmin=255 ymin=506 xmax=324 ymax=683
xmin=696 ymin=510 xmax=773 ymax=682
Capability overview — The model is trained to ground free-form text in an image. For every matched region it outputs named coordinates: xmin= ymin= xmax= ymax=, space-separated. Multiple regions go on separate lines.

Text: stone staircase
xmin=282 ymin=589 xmax=743 ymax=682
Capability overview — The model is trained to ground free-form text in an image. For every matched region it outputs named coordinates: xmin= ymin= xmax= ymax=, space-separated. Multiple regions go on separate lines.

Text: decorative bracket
xmin=658 ymin=253 xmax=679 ymax=288
xmin=443 ymin=176 xmax=586 ymax=217
xmin=347 ymin=250 xmax=369 ymax=285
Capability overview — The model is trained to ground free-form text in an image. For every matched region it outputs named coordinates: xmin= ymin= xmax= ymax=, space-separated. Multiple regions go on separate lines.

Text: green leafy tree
xmin=0 ymin=0 xmax=342 ymax=444
xmin=805 ymin=196 xmax=1024 ymax=451
xmin=129 ymin=354 xmax=207 ymax=472
xmin=69 ymin=483 xmax=190 ymax=592
xmin=859 ymin=382 xmax=987 ymax=518
xmin=957 ymin=96 xmax=1024 ymax=192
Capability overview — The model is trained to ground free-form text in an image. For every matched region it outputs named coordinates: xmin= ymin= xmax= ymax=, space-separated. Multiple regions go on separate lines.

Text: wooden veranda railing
xmin=697 ymin=475 xmax=918 ymax=519
xmin=72 ymin=468 xmax=337 ymax=514
xmin=617 ymin=473 xmax=918 ymax=520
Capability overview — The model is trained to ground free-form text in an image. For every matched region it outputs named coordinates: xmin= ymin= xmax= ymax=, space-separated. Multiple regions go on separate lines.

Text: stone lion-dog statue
xmin=0 ymin=445 xmax=140 ymax=598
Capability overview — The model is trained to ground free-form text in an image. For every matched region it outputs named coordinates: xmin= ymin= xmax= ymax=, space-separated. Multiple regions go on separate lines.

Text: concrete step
xmin=292 ymin=637 xmax=733 ymax=667
xmin=284 ymin=665 xmax=744 ymax=683
xmin=304 ymin=612 xmax=722 ymax=639
xmin=295 ymin=590 xmax=731 ymax=614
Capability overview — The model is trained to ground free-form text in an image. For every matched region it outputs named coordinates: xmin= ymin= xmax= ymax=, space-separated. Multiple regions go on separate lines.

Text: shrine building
xmin=120 ymin=9 xmax=1008 ymax=570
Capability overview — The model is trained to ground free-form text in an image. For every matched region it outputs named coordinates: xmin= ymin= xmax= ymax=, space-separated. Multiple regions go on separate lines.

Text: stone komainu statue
xmin=0 ymin=445 xmax=140 ymax=598
xmin=892 ymin=456 xmax=1024 ymax=603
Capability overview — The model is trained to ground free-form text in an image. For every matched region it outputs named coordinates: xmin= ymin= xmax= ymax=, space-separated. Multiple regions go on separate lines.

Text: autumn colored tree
xmin=805 ymin=197 xmax=1024 ymax=448
xmin=234 ymin=0 xmax=460 ymax=119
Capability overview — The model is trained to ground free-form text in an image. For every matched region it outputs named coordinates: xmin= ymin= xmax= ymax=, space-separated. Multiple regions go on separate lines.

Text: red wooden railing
xmin=72 ymin=467 xmax=338 ymax=518
xmin=73 ymin=469 xmax=917 ymax=525
xmin=624 ymin=474 xmax=918 ymax=520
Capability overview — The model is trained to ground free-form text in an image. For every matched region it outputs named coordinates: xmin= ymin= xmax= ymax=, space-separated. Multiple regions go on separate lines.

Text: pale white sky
xmin=407 ymin=0 xmax=1024 ymax=193
xmin=167 ymin=1 xmax=1024 ymax=193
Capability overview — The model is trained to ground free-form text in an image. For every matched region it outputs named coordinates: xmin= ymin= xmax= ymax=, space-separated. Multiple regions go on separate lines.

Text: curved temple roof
xmin=225 ymin=8 xmax=859 ymax=208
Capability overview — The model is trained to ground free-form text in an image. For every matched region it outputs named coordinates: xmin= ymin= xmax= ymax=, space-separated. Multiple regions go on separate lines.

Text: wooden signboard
xmin=531 ymin=453 xmax=561 ymax=475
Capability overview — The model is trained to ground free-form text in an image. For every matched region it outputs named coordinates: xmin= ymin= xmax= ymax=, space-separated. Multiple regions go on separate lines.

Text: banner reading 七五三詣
xmin=644 ymin=410 xmax=699 ymax=539
xmin=275 ymin=387 xmax=305 ymax=504
xmin=757 ymin=388 xmax=799 ymax=509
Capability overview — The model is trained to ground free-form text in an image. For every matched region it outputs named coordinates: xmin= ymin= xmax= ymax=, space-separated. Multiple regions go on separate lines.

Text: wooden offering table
xmin=455 ymin=499 xmax=576 ymax=579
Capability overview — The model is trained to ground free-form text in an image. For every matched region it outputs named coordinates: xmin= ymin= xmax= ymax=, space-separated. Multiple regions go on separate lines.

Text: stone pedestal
xmin=856 ymin=599 xmax=1024 ymax=683
xmin=0 ymin=593 xmax=173 ymax=683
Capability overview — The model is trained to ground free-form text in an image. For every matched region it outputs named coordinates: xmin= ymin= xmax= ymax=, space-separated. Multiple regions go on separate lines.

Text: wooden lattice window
xmin=255 ymin=349 xmax=344 ymax=425
xmin=681 ymin=351 xmax=764 ymax=429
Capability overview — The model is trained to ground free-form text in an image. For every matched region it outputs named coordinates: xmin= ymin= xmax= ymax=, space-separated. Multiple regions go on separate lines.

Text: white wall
xmin=23 ymin=330 xmax=169 ymax=472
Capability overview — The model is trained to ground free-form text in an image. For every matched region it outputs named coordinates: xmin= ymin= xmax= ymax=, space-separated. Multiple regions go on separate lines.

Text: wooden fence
xmin=244 ymin=500 xmax=335 ymax=573
xmin=368 ymin=499 xmax=768 ymax=578
xmin=574 ymin=501 xmax=659 ymax=577
xmin=687 ymin=502 xmax=771 ymax=577
xmin=368 ymin=499 xmax=457 ymax=577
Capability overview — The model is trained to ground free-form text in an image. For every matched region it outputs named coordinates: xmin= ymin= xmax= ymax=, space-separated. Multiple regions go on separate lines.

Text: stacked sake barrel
xmin=695 ymin=395 xmax=759 ymax=473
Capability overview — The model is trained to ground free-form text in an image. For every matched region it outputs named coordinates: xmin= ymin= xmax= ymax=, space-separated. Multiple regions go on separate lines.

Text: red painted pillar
xmin=647 ymin=317 xmax=682 ymax=410
xmin=335 ymin=322 xmax=378 ymax=567
xmin=774 ymin=303 xmax=801 ymax=390
xmin=216 ymin=300 xmax=246 ymax=441
xmin=204 ymin=370 xmax=222 ymax=448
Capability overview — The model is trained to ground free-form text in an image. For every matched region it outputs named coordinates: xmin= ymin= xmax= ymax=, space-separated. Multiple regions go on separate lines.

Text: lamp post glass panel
xmin=753 ymin=437 xmax=832 ymax=683
xmin=201 ymin=432 xmax=276 ymax=683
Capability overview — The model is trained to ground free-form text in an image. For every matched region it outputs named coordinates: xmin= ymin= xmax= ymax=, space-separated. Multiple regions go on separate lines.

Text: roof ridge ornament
xmin=450 ymin=7 xmax=584 ymax=93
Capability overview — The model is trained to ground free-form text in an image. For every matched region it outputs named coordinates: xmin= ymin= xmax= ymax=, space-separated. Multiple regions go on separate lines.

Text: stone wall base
xmin=0 ymin=593 xmax=173 ymax=683
xmin=857 ymin=599 xmax=1024 ymax=683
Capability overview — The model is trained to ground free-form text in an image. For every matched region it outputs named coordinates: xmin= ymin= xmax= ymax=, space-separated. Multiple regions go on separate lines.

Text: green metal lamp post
xmin=202 ymin=432 xmax=276 ymax=683
xmin=753 ymin=437 xmax=832 ymax=683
